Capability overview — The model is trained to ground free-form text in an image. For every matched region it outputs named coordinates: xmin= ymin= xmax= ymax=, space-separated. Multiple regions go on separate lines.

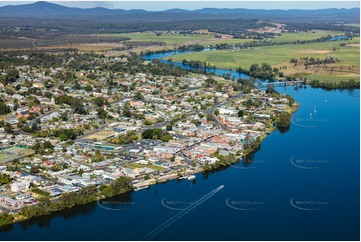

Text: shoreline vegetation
xmin=175 ymin=56 xmax=360 ymax=90
xmin=308 ymin=79 xmax=360 ymax=89
xmin=0 ymin=177 xmax=133 ymax=227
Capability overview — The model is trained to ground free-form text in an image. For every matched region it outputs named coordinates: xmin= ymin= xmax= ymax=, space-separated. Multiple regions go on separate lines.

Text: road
xmin=14 ymin=109 xmax=56 ymax=134
xmin=206 ymin=91 xmax=244 ymax=130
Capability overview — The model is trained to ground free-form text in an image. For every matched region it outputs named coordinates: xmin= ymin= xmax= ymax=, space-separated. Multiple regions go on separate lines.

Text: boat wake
xmin=142 ymin=185 xmax=224 ymax=240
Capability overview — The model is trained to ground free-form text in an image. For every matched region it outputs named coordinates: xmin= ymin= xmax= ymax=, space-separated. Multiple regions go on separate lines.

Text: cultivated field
xmin=0 ymin=147 xmax=34 ymax=163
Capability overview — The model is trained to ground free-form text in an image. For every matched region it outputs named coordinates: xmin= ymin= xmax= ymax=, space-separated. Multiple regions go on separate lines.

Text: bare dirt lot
xmin=347 ymin=44 xmax=360 ymax=47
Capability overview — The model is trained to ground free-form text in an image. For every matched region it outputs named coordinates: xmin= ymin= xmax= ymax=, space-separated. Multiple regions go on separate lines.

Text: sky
xmin=0 ymin=1 xmax=359 ymax=10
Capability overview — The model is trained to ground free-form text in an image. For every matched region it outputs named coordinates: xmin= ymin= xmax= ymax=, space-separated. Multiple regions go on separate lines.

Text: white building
xmin=10 ymin=181 xmax=30 ymax=192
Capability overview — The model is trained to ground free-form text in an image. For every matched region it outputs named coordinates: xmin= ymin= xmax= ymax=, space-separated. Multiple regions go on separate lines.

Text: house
xmin=102 ymin=173 xmax=119 ymax=181
xmin=59 ymin=185 xmax=80 ymax=193
xmin=32 ymin=82 xmax=44 ymax=89
xmin=135 ymin=160 xmax=149 ymax=165
xmin=10 ymin=181 xmax=30 ymax=192
xmin=17 ymin=110 xmax=29 ymax=119
xmin=121 ymin=168 xmax=137 ymax=178
xmin=58 ymin=175 xmax=83 ymax=185
xmin=47 ymin=187 xmax=63 ymax=197
xmin=15 ymin=194 xmax=31 ymax=201
xmin=0 ymin=196 xmax=18 ymax=207
xmin=29 ymin=105 xmax=42 ymax=114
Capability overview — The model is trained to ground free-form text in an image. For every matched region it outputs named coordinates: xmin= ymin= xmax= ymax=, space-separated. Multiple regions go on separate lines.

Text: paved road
xmin=206 ymin=91 xmax=244 ymax=130
xmin=14 ymin=109 xmax=56 ymax=134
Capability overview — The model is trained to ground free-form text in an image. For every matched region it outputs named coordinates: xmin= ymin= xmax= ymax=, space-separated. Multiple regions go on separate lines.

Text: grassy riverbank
xmin=169 ymin=38 xmax=360 ymax=83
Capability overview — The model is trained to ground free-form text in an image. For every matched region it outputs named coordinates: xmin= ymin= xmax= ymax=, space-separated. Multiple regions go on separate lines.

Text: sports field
xmin=0 ymin=147 xmax=34 ymax=162
xmin=83 ymin=130 xmax=115 ymax=140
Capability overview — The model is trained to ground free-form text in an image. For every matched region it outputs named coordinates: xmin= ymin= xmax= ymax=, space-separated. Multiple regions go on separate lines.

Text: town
xmin=0 ymin=51 xmax=296 ymax=224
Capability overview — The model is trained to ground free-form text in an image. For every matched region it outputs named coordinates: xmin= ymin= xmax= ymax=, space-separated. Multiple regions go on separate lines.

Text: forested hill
xmin=0 ymin=1 xmax=359 ymax=23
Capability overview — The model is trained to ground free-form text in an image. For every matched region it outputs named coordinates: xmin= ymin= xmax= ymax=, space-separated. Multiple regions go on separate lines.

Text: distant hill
xmin=0 ymin=1 xmax=359 ymax=23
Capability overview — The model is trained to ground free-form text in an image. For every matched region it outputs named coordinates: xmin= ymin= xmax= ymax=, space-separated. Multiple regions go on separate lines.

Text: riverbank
xmin=1 ymin=177 xmax=133 ymax=227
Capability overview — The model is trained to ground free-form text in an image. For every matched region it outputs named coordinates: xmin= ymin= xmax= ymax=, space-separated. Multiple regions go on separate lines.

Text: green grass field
xmin=198 ymin=38 xmax=254 ymax=47
xmin=270 ymin=30 xmax=345 ymax=42
xmin=104 ymin=32 xmax=214 ymax=45
xmin=0 ymin=147 xmax=34 ymax=163
xmin=305 ymin=73 xmax=360 ymax=82
xmin=171 ymin=38 xmax=360 ymax=82
xmin=123 ymin=162 xmax=166 ymax=171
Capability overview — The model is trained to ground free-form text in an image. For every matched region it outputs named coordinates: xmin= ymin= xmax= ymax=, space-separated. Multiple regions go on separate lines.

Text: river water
xmin=1 ymin=49 xmax=359 ymax=241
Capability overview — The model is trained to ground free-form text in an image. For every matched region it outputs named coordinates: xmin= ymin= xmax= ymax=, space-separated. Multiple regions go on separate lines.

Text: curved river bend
xmin=1 ymin=50 xmax=359 ymax=240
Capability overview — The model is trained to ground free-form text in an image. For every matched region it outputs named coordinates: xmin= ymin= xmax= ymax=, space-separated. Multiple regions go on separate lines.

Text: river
xmin=0 ymin=49 xmax=359 ymax=240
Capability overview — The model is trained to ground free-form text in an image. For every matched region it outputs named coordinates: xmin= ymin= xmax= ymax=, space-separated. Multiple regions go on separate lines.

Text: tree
xmin=123 ymin=101 xmax=132 ymax=117
xmin=238 ymin=110 xmax=244 ymax=117
xmin=4 ymin=123 xmax=13 ymax=134
xmin=277 ymin=112 xmax=291 ymax=128
xmin=30 ymin=122 xmax=40 ymax=132
xmin=1 ymin=68 xmax=19 ymax=86
xmin=94 ymin=97 xmax=106 ymax=107
xmin=142 ymin=129 xmax=154 ymax=139
xmin=135 ymin=91 xmax=144 ymax=100
xmin=214 ymin=109 xmax=220 ymax=116
xmin=43 ymin=141 xmax=54 ymax=150
xmin=59 ymin=133 xmax=68 ymax=141
xmin=30 ymin=166 xmax=40 ymax=174
xmin=84 ymin=85 xmax=93 ymax=92
xmin=143 ymin=120 xmax=152 ymax=125
xmin=0 ymin=102 xmax=11 ymax=115
xmin=78 ymin=169 xmax=84 ymax=176
xmin=73 ymin=81 xmax=81 ymax=90
xmin=250 ymin=63 xmax=260 ymax=73
xmin=141 ymin=128 xmax=171 ymax=141
xmin=166 ymin=124 xmax=173 ymax=131
xmin=0 ymin=212 xmax=14 ymax=226
xmin=97 ymin=108 xmax=108 ymax=119
xmin=161 ymin=133 xmax=173 ymax=142
xmin=0 ymin=174 xmax=10 ymax=185
xmin=93 ymin=150 xmax=103 ymax=162
xmin=286 ymin=95 xmax=295 ymax=107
